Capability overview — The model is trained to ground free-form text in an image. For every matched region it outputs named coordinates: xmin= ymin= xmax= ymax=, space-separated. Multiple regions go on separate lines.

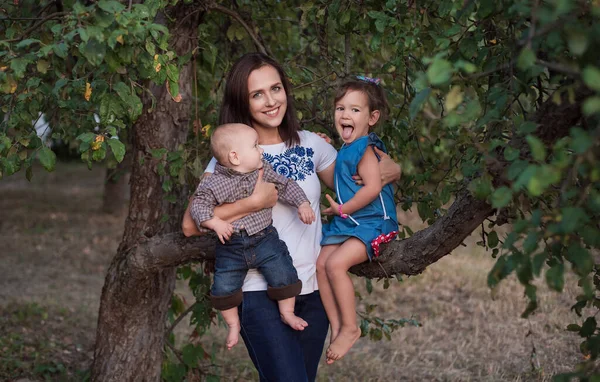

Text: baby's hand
xmin=297 ymin=202 xmax=315 ymax=224
xmin=212 ymin=219 xmax=234 ymax=244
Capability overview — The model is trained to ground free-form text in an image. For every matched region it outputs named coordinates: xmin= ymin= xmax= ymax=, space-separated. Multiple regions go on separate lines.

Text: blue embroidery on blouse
xmin=263 ymin=146 xmax=315 ymax=181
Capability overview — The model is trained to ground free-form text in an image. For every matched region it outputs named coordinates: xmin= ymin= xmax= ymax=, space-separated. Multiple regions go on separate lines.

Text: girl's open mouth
xmin=341 ymin=124 xmax=354 ymax=140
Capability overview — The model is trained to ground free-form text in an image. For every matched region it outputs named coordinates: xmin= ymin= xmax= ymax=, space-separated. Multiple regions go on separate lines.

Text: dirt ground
xmin=0 ymin=162 xmax=586 ymax=381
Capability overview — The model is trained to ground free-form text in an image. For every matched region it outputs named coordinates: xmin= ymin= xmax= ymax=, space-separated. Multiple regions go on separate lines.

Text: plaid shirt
xmin=190 ymin=160 xmax=309 ymax=236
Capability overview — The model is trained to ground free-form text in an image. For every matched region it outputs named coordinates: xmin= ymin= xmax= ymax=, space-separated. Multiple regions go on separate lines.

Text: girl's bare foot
xmin=329 ymin=326 xmax=340 ymax=345
xmin=280 ymin=313 xmax=308 ymax=331
xmin=326 ymin=327 xmax=361 ymax=364
xmin=226 ymin=322 xmax=241 ymax=350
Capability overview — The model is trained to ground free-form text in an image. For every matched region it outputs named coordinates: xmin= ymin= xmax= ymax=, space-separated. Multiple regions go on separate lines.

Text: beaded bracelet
xmin=338 ymin=204 xmax=348 ymax=219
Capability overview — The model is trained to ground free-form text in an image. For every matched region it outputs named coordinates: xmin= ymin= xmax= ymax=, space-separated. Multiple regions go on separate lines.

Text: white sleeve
xmin=205 ymin=157 xmax=217 ymax=174
xmin=308 ymin=131 xmax=337 ymax=172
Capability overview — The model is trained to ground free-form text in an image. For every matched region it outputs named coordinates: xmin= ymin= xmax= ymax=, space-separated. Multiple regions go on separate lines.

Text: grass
xmin=0 ymin=162 xmax=586 ymax=381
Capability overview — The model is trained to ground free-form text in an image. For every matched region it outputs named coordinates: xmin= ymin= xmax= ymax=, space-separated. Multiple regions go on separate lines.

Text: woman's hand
xmin=249 ymin=168 xmax=278 ymax=210
xmin=352 ymin=147 xmax=401 ymax=186
xmin=315 ymin=132 xmax=332 ymax=144
xmin=321 ymin=194 xmax=340 ymax=216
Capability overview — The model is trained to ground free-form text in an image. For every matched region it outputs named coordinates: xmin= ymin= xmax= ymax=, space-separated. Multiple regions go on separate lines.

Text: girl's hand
xmin=322 ymin=194 xmax=340 ymax=216
xmin=315 ymin=132 xmax=332 ymax=144
xmin=352 ymin=147 xmax=401 ymax=186
xmin=249 ymin=168 xmax=278 ymax=210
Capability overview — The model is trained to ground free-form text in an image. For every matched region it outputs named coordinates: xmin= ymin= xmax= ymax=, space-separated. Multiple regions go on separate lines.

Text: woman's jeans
xmin=239 ymin=290 xmax=329 ymax=382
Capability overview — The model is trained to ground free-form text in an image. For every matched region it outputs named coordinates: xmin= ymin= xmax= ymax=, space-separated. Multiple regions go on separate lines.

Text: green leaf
xmin=491 ymin=187 xmax=512 ymax=208
xmin=487 ymin=255 xmax=514 ymax=288
xmin=38 ymin=147 xmax=56 ymax=172
xmin=566 ymin=324 xmax=581 ymax=332
xmin=526 ymin=135 xmax=546 ymax=162
xmin=10 ymin=57 xmax=31 ymax=78
xmin=166 ymin=64 xmax=179 ymax=82
xmin=580 ymin=317 xmax=597 ymax=337
xmin=370 ymin=33 xmax=382 ymax=51
xmin=582 ymin=66 xmax=600 ymax=92
xmin=487 ymin=231 xmax=499 ymax=248
xmin=567 ymin=29 xmax=588 ymax=56
xmin=98 ymin=0 xmax=126 ymax=13
xmin=503 ymin=146 xmax=520 ymax=161
xmin=77 ymin=132 xmax=96 ymax=143
xmin=366 ymin=278 xmax=373 ymax=294
xmin=518 ymin=122 xmax=537 ymax=135
xmin=340 ymin=10 xmax=351 ymax=27
xmin=566 ymin=243 xmax=593 ymax=276
xmin=545 ymin=263 xmax=564 ymax=292
xmin=409 ymin=88 xmax=431 ymax=120
xmin=53 ymin=43 xmax=68 ymax=59
xmin=517 ymin=48 xmax=536 ymax=71
xmin=426 ymin=58 xmax=453 ymax=86
xmin=559 ymin=207 xmax=589 ymax=233
xmin=570 ymin=127 xmax=593 ymax=154
xmin=16 ymin=39 xmax=41 ymax=49
xmin=583 ymin=96 xmax=600 ymax=116
xmin=81 ymin=39 xmax=106 ymax=66
xmin=36 ymin=60 xmax=50 ymax=74
xmin=107 ymin=139 xmax=126 ymax=163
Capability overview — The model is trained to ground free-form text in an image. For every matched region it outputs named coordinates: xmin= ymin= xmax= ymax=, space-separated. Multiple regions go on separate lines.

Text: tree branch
xmin=351 ymin=85 xmax=591 ymax=278
xmin=208 ymin=4 xmax=269 ymax=56
xmin=139 ymin=88 xmax=591 ymax=280
xmin=3 ymin=11 xmax=68 ymax=43
xmin=129 ymin=232 xmax=216 ymax=273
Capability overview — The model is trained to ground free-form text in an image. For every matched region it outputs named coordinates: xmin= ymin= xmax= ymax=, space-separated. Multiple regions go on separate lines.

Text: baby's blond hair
xmin=211 ymin=123 xmax=251 ymax=165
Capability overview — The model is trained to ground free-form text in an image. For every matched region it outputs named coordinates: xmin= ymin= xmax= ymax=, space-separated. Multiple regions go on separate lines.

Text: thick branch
xmin=148 ymin=88 xmax=590 ymax=280
xmin=352 ymin=86 xmax=590 ymax=278
xmin=130 ymin=232 xmax=216 ymax=273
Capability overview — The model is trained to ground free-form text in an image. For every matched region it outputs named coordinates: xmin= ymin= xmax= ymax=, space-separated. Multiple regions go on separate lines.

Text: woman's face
xmin=247 ymin=65 xmax=288 ymax=131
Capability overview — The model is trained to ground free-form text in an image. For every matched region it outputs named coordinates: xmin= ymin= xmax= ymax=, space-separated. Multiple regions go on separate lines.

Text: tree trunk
xmin=91 ymin=6 xmax=201 ymax=381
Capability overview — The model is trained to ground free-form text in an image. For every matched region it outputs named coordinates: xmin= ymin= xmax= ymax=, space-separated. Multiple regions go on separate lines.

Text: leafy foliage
xmin=2 ymin=0 xmax=600 ymax=379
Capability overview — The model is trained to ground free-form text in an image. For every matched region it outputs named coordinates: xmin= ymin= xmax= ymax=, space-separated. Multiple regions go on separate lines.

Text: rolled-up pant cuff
xmin=267 ymin=280 xmax=302 ymax=301
xmin=211 ymin=289 xmax=243 ymax=310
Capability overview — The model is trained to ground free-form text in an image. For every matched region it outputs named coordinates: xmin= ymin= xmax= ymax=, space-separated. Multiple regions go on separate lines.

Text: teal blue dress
xmin=321 ymin=133 xmax=398 ymax=260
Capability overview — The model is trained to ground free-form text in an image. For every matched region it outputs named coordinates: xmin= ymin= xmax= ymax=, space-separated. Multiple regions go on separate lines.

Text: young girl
xmin=317 ymin=77 xmax=399 ymax=364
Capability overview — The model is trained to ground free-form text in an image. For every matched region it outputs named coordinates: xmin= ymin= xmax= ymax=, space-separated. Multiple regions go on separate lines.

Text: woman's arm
xmin=317 ymin=161 xmax=336 ymax=190
xmin=181 ymin=169 xmax=278 ymax=237
xmin=352 ymin=147 xmax=401 ymax=186
xmin=323 ymin=149 xmax=382 ymax=216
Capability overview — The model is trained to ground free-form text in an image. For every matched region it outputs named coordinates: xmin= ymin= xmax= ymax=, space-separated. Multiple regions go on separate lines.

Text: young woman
xmin=182 ymin=53 xmax=400 ymax=381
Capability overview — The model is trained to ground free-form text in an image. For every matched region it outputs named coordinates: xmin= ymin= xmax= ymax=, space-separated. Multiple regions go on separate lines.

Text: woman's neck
xmin=254 ymin=125 xmax=284 ymax=145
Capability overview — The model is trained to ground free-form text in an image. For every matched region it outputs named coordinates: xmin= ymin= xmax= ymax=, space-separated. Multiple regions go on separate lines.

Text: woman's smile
xmin=247 ymin=65 xmax=288 ymax=131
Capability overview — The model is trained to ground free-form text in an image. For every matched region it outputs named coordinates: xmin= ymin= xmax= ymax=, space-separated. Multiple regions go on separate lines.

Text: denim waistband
xmin=232 ymin=224 xmax=274 ymax=238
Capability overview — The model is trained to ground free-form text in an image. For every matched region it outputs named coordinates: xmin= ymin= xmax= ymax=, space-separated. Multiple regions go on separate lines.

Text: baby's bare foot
xmin=280 ymin=313 xmax=308 ymax=331
xmin=326 ymin=327 xmax=361 ymax=364
xmin=226 ymin=323 xmax=241 ymax=350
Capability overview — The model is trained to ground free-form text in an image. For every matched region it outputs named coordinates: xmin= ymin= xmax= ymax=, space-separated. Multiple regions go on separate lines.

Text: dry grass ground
xmin=0 ymin=162 xmax=585 ymax=381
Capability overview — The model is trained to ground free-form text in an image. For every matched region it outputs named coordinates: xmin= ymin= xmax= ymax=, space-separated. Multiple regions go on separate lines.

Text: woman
xmin=182 ymin=53 xmax=400 ymax=381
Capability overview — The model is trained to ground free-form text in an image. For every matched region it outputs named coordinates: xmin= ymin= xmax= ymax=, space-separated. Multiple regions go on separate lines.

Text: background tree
xmin=1 ymin=0 xmax=599 ymax=380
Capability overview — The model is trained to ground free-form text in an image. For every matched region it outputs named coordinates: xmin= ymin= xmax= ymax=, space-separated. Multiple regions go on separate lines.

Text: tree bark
xmin=91 ymin=5 xmax=201 ymax=381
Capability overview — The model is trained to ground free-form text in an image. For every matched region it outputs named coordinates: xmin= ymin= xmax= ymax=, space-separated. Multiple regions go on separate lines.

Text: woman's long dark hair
xmin=219 ymin=53 xmax=300 ymax=147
